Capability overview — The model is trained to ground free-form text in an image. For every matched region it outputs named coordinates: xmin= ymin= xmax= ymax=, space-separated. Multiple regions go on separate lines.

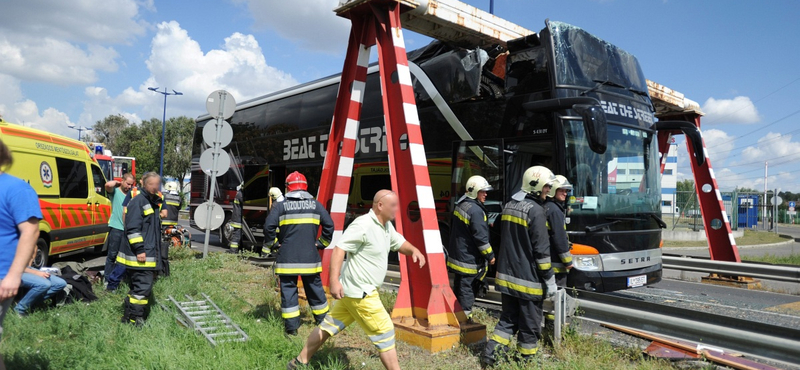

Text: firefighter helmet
xmin=521 ymin=166 xmax=556 ymax=195
xmin=269 ymin=187 xmax=283 ymax=200
xmin=547 ymin=175 xmax=573 ymax=198
xmin=465 ymin=175 xmax=493 ymax=199
xmin=164 ymin=181 xmax=180 ymax=192
xmin=285 ymin=171 xmax=308 ymax=192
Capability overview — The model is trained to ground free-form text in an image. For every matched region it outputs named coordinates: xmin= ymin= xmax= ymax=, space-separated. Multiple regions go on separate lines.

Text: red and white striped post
xmin=315 ymin=0 xmax=476 ymax=352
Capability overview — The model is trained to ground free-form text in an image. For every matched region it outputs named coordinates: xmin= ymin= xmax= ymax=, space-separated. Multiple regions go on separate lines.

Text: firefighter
xmin=545 ymin=175 xmax=573 ymax=287
xmin=263 ymin=172 xmax=334 ymax=336
xmin=269 ymin=187 xmax=284 ymax=203
xmin=482 ymin=166 xmax=558 ymax=367
xmin=227 ymin=184 xmax=244 ymax=254
xmin=159 ymin=181 xmax=182 ymax=277
xmin=118 ymin=172 xmax=162 ymax=326
xmin=447 ymin=175 xmax=495 ymax=320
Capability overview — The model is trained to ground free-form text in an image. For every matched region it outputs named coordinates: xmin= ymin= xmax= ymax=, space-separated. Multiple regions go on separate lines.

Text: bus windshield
xmin=564 ymin=121 xmax=660 ymax=216
xmin=549 ymin=21 xmax=649 ymax=96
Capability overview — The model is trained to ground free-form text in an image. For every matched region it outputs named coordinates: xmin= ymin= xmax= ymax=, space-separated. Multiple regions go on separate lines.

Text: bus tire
xmin=33 ymin=238 xmax=49 ymax=269
xmin=220 ymin=223 xmax=231 ymax=247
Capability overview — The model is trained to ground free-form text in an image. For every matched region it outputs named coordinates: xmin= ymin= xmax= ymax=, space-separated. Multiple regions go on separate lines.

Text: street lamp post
xmin=148 ymin=87 xmax=183 ymax=178
xmin=67 ymin=124 xmax=93 ymax=141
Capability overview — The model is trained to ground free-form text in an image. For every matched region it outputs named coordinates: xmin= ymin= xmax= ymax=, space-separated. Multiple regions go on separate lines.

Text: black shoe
xmin=132 ymin=317 xmax=145 ymax=328
xmin=285 ymin=329 xmax=298 ymax=337
xmin=226 ymin=248 xmax=239 ymax=254
xmin=315 ymin=318 xmax=325 ymax=326
xmin=287 ymin=357 xmax=307 ymax=369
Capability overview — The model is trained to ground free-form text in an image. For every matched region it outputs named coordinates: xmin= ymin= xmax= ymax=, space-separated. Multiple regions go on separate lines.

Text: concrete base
xmin=701 ymin=274 xmax=762 ymax=290
xmin=393 ymin=317 xmax=486 ymax=352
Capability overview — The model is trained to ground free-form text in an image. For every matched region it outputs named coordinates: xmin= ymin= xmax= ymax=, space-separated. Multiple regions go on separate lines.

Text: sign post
xmin=199 ymin=90 xmax=236 ymax=257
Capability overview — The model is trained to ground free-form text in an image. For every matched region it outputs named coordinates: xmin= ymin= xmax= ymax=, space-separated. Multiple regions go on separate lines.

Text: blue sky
xmin=1 ymin=0 xmax=799 ymax=191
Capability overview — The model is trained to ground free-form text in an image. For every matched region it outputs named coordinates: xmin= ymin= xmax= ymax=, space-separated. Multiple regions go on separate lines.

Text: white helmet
xmin=465 ymin=175 xmax=492 ymax=199
xmin=521 ymin=166 xmax=556 ymax=195
xmin=268 ymin=187 xmax=283 ymax=201
xmin=547 ymin=175 xmax=573 ymax=198
xmin=164 ymin=181 xmax=180 ymax=192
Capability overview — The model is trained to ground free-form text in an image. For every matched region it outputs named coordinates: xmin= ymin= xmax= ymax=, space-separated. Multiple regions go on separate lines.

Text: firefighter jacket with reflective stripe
xmin=230 ymin=190 xmax=243 ymax=229
xmin=119 ymin=192 xmax=161 ymax=271
xmin=447 ymin=198 xmax=495 ymax=275
xmin=495 ymin=194 xmax=553 ymax=301
xmin=263 ymin=191 xmax=334 ymax=276
xmin=162 ymin=191 xmax=181 ymax=226
xmin=544 ymin=199 xmax=572 ymax=273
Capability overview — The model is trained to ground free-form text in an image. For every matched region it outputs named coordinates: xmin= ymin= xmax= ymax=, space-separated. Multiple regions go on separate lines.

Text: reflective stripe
xmin=116 ymin=253 xmax=157 ymax=268
xmin=559 ymin=252 xmax=573 ymax=264
xmin=496 ymin=273 xmax=543 ymax=296
xmin=281 ymin=305 xmax=301 ymax=319
xmin=320 ymin=315 xmax=347 ymax=336
xmin=464 ymin=309 xmax=472 ymax=318
xmin=478 ymin=243 xmax=493 ymax=256
xmin=546 ymin=221 xmax=551 ymax=230
xmin=161 ymin=221 xmax=178 ymax=226
xmin=453 ymin=209 xmax=470 ymax=225
xmin=311 ymin=303 xmax=330 ymax=316
xmin=127 ymin=233 xmax=143 ymax=244
xmin=279 ymin=213 xmax=321 ymax=226
xmin=318 ymin=237 xmax=331 ymax=247
xmin=229 ymin=243 xmax=239 ymax=248
xmin=519 ymin=342 xmax=539 ymax=355
xmin=537 ymin=257 xmax=552 ymax=271
xmin=446 ymin=258 xmax=479 ymax=275
xmin=143 ymin=204 xmax=154 ymax=216
xmin=274 ymin=263 xmax=322 ymax=275
xmin=233 ymin=199 xmax=240 ymax=205
xmin=370 ymin=329 xmax=396 ymax=352
xmin=230 ymin=222 xmax=242 ymax=229
xmin=490 ymin=330 xmax=512 ymax=345
xmin=128 ymin=295 xmax=148 ymax=305
xmin=501 ymin=214 xmax=528 ymax=227
xmin=166 ymin=200 xmax=180 ymax=206
xmin=552 ymin=262 xmax=569 ymax=273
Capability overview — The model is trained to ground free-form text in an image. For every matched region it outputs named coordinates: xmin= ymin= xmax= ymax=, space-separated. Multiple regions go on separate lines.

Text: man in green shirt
xmin=103 ymin=173 xmax=135 ymax=283
xmin=288 ymin=189 xmax=426 ymax=370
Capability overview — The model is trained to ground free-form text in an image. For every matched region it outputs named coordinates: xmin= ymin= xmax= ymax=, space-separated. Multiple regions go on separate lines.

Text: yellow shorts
xmin=319 ymin=291 xmax=396 ymax=352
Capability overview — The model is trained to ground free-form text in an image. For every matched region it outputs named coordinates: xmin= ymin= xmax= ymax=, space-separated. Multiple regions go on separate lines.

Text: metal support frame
xmin=316 ymin=0 xmax=466 ymax=352
xmin=169 ymin=293 xmax=249 ymax=346
xmin=657 ymin=114 xmax=740 ymax=262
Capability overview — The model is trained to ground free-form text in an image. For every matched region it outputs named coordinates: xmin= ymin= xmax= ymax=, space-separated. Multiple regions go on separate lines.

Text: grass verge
xmin=1 ymin=250 xmax=677 ymax=369
xmin=743 ymin=253 xmax=800 ymax=266
xmin=663 ymin=229 xmax=790 ymax=248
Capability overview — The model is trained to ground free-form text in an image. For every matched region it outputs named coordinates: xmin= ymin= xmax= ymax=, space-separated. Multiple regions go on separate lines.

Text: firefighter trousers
xmin=124 ymin=269 xmax=155 ymax=322
xmin=279 ymin=274 xmax=330 ymax=332
xmin=483 ymin=294 xmax=543 ymax=366
xmin=454 ymin=273 xmax=478 ymax=318
xmin=159 ymin=239 xmax=170 ymax=277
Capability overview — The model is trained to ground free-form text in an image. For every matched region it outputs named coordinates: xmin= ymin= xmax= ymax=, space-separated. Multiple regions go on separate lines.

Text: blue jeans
xmin=16 ymin=270 xmax=67 ymax=314
xmin=105 ymin=227 xmax=126 ymax=279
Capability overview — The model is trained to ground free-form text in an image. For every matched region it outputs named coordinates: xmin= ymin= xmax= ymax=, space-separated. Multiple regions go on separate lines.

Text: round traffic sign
xmin=199 ymin=148 xmax=231 ymax=177
xmin=205 ymin=90 xmax=236 ymax=120
xmin=194 ymin=201 xmax=225 ymax=230
xmin=202 ymin=119 xmax=233 ymax=147
xmin=770 ymin=196 xmax=783 ymax=206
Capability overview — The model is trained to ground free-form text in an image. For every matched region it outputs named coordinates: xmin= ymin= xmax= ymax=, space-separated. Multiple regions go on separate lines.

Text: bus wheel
xmin=33 ymin=238 xmax=49 ymax=269
xmin=220 ymin=222 xmax=233 ymax=247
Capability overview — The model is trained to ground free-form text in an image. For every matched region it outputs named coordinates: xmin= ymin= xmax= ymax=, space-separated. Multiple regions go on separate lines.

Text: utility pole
xmin=763 ymin=161 xmax=768 ymax=230
xmin=148 ymin=87 xmax=183 ymax=179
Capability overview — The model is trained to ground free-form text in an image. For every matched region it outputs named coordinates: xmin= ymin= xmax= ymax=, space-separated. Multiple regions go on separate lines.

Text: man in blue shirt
xmin=104 ymin=173 xmax=136 ymax=283
xmin=0 ymin=139 xmax=41 ymax=368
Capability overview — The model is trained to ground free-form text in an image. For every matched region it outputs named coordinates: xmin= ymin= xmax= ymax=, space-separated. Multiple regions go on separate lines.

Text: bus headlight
xmin=574 ymin=255 xmax=603 ymax=271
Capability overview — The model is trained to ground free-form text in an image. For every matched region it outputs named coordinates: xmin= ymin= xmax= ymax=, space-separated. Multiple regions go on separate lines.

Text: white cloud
xmin=701 ymin=96 xmax=760 ymax=124
xmin=701 ymin=129 xmax=734 ymax=165
xmin=79 ymin=21 xmax=298 ymax=125
xmin=0 ymin=74 xmax=76 ymax=138
xmin=738 ymin=132 xmax=800 ymax=164
xmin=235 ymin=0 xmax=350 ymax=54
xmin=0 ymin=0 xmax=149 ymax=86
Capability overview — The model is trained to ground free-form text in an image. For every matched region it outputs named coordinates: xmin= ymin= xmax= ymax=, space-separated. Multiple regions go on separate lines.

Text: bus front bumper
xmin=568 ymin=263 xmax=662 ymax=293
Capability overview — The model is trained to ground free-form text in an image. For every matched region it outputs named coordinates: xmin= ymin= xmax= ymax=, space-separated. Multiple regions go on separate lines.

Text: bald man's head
xmin=373 ymin=189 xmax=398 ymax=222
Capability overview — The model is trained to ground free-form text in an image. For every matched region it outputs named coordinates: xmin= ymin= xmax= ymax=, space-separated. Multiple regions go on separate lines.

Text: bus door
xmin=450 ymin=140 xmax=505 ymax=228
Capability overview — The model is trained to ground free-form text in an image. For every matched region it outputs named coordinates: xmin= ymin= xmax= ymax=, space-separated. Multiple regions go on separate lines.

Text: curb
xmin=664 ymin=234 xmax=796 ymax=251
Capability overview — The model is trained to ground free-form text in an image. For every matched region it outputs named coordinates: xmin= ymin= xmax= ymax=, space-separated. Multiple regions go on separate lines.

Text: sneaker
xmin=287 ymin=358 xmax=308 ymax=369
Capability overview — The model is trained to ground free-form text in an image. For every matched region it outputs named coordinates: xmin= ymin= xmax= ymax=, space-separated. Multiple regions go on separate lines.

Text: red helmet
xmin=285 ymin=171 xmax=308 ymax=192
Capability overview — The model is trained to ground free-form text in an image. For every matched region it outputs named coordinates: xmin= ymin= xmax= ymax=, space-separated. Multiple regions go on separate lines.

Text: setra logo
xmin=40 ymin=161 xmax=53 ymax=188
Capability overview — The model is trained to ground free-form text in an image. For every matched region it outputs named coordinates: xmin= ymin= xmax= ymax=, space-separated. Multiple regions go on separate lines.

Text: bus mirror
xmin=573 ymin=104 xmax=607 ymax=154
xmin=653 ymin=121 xmax=705 ymax=167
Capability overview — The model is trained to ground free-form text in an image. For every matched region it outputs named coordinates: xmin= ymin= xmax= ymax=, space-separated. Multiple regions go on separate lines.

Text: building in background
xmin=660 ymin=141 xmax=678 ymax=214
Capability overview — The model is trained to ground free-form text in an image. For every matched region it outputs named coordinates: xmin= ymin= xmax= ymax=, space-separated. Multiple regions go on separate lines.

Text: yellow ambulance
xmin=0 ymin=120 xmax=111 ymax=267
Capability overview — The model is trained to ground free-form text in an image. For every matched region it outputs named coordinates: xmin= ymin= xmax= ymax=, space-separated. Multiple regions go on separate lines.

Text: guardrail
xmin=662 ymin=255 xmax=800 ymax=283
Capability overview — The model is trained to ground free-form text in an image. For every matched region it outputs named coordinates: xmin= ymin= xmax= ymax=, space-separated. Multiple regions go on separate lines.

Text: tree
xmin=123 ymin=116 xmax=195 ymax=181
xmin=676 ymin=179 xmax=695 ymax=193
xmin=93 ymin=114 xmax=131 ymax=153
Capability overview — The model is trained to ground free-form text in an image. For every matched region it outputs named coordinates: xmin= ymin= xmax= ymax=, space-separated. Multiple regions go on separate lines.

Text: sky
xmin=1 ymin=0 xmax=799 ymax=192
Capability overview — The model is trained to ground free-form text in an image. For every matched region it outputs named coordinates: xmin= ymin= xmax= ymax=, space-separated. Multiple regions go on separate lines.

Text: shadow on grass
xmin=3 ymin=352 xmax=51 ymax=370
xmin=313 ymin=345 xmax=355 ymax=369
xmin=251 ymin=303 xmax=282 ymax=323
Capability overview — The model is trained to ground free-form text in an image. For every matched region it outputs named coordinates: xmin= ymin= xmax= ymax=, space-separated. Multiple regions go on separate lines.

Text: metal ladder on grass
xmin=169 ymin=293 xmax=249 ymax=346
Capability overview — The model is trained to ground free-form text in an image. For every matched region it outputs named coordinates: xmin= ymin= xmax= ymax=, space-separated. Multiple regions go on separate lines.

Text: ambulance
xmin=0 ymin=120 xmax=112 ymax=268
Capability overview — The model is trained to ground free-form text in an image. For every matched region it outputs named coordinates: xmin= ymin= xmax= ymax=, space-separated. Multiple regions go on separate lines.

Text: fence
xmin=662 ymin=190 xmax=797 ymax=231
